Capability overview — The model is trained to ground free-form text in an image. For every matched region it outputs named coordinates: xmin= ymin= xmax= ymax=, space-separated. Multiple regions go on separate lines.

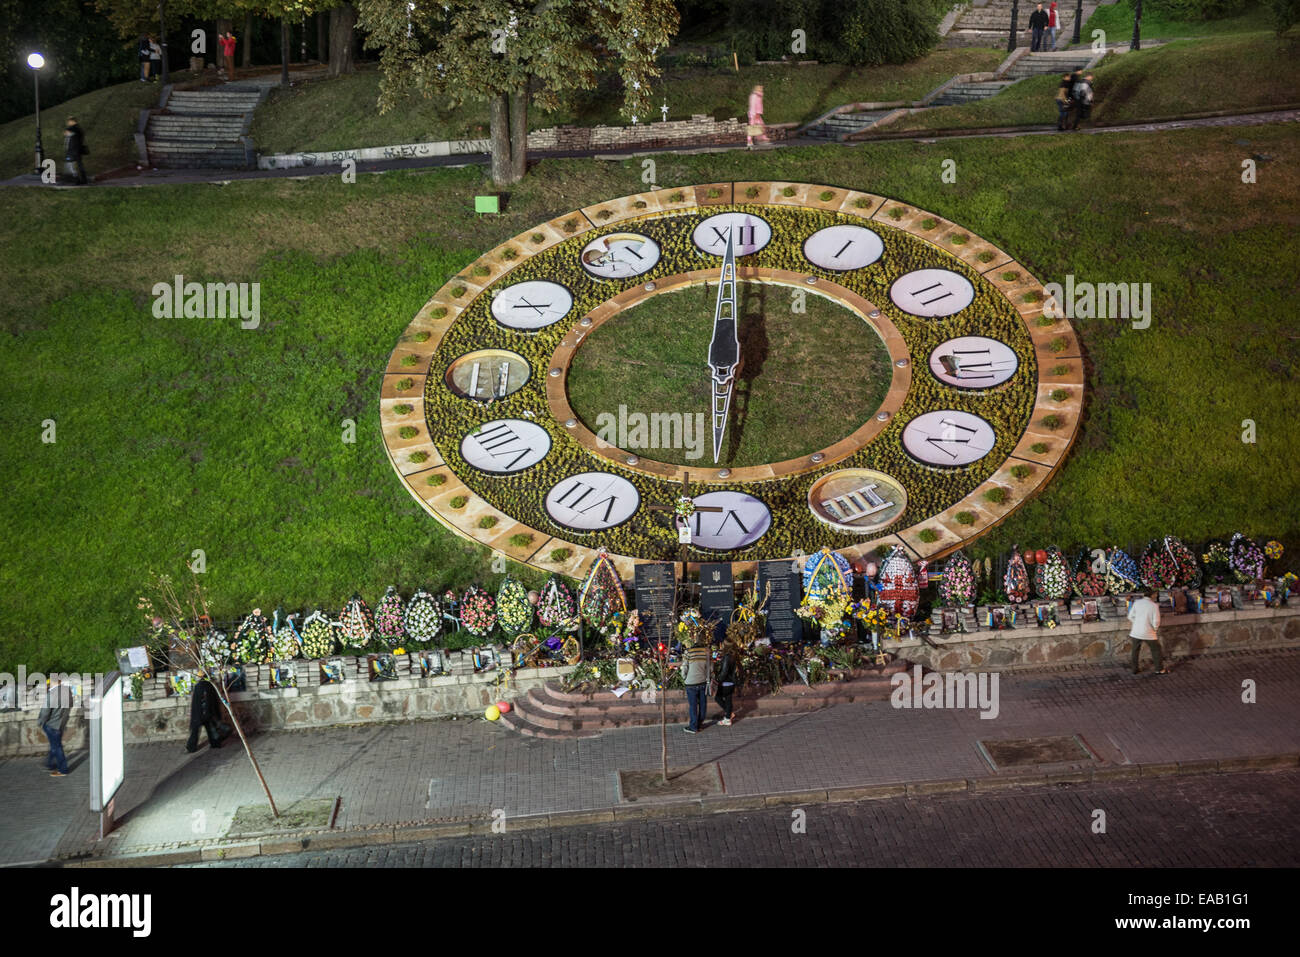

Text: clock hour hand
xmin=707 ymin=229 xmax=741 ymax=464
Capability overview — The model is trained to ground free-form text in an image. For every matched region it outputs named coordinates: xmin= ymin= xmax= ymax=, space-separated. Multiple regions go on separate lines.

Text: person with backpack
xmin=1069 ymin=73 xmax=1095 ymax=130
xmin=1028 ymin=3 xmax=1049 ymax=52
xmin=1055 ymin=73 xmax=1074 ymax=131
xmin=63 ymin=117 xmax=88 ymax=185
xmin=714 ymin=640 xmax=739 ymax=726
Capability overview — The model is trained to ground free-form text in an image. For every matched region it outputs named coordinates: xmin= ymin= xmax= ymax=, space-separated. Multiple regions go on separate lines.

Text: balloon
xmin=527 ymin=591 xmax=540 ymax=605
xmin=496 ymin=700 xmax=512 ymax=714
xmin=1035 ymin=549 xmax=1048 ymax=565
xmin=1023 ymin=551 xmax=1036 ymax=565
xmin=485 ymin=705 xmax=501 ymax=721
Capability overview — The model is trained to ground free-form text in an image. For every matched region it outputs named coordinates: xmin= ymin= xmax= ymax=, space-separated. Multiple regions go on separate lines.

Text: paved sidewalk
xmin=2 ymin=648 xmax=1297 ymax=865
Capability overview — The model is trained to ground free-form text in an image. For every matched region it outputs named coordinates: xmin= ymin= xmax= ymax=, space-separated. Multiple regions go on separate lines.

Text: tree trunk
xmin=489 ymin=92 xmax=514 ymax=186
xmin=158 ymin=1 xmax=170 ymax=85
xmin=242 ymin=11 xmax=253 ymax=68
xmin=509 ymin=87 xmax=528 ymax=182
xmin=214 ymin=685 xmax=279 ymax=818
xmin=317 ymin=11 xmax=328 ymax=63
xmin=280 ymin=17 xmax=290 ymax=87
xmin=328 ymin=2 xmax=357 ymax=76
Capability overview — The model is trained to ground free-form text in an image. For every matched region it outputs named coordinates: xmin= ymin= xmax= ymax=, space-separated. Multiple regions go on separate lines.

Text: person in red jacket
xmin=219 ymin=32 xmax=237 ymax=81
xmin=1047 ymin=2 xmax=1060 ymax=51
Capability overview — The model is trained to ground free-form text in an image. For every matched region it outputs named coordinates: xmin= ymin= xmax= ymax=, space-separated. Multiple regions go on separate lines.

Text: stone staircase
xmin=802 ymin=109 xmax=900 ymax=141
xmin=943 ymin=0 xmax=1085 ymax=49
xmin=929 ymin=79 xmax=1017 ymax=106
xmin=141 ymin=86 xmax=266 ymax=169
xmin=499 ymin=661 xmax=909 ymax=738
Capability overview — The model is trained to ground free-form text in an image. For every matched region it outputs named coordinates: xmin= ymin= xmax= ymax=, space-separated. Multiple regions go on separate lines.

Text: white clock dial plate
xmin=928 ymin=336 xmax=1019 ymax=389
xmin=545 ymin=472 xmax=641 ymax=532
xmin=687 ymin=491 xmax=772 ymax=550
xmin=490 ymin=280 xmax=573 ymax=330
xmin=803 ymin=224 xmax=884 ymax=272
xmin=580 ymin=232 xmax=662 ymax=279
xmin=902 ymin=410 xmax=997 ymax=467
xmin=460 ymin=419 xmax=552 ymax=473
xmin=890 ymin=268 xmax=975 ymax=318
xmin=692 ymin=212 xmax=772 ymax=257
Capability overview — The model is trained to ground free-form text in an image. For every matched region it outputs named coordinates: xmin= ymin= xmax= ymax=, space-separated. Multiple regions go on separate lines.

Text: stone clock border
xmin=380 ymin=183 xmax=1083 ymax=580
xmin=545 ymin=267 xmax=912 ymax=485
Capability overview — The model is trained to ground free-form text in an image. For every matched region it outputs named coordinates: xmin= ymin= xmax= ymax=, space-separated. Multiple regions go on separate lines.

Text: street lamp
xmin=1073 ymin=0 xmax=1084 ymax=44
xmin=27 ymin=52 xmax=44 ymax=176
xmin=1008 ymin=0 xmax=1020 ymax=53
xmin=1132 ymin=0 xmax=1143 ymax=51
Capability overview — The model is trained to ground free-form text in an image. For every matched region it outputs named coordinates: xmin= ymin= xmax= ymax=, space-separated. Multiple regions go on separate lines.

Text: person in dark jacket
xmin=138 ymin=36 xmax=152 ymax=81
xmin=714 ymin=641 xmax=739 ymax=726
xmin=38 ymin=680 xmax=74 ymax=776
xmin=1055 ymin=73 xmax=1074 ymax=131
xmin=186 ymin=674 xmax=225 ymax=753
xmin=63 ymin=117 xmax=88 ymax=185
xmin=1028 ymin=3 xmax=1049 ymax=52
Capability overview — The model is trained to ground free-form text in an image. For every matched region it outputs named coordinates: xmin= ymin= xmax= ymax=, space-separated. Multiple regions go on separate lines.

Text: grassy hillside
xmin=1084 ymin=0 xmax=1275 ymax=39
xmin=1 ymin=119 xmax=1296 ymax=670
xmin=885 ymin=32 xmax=1300 ymax=131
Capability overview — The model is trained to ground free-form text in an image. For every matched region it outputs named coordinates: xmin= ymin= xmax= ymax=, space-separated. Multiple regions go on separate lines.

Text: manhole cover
xmin=979 ymin=735 xmax=1094 ymax=771
xmin=618 ymin=764 xmax=723 ymax=803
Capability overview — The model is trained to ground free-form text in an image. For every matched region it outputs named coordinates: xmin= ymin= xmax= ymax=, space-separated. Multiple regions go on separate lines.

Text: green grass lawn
xmin=885 ymin=32 xmax=1300 ymax=131
xmin=1 ymin=120 xmax=1297 ymax=671
xmin=1084 ymin=0 xmax=1276 ymax=39
xmin=249 ymin=50 xmax=1003 ymax=154
xmin=567 ymin=281 xmax=893 ymax=467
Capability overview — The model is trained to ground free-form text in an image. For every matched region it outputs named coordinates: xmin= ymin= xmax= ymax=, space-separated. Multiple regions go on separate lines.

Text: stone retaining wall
xmin=886 ymin=605 xmax=1300 ymax=671
xmin=0 ymin=650 xmax=573 ymax=759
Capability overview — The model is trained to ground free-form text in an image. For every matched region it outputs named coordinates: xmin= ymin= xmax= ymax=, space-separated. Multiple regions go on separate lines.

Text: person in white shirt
xmin=1127 ymin=590 xmax=1168 ymax=675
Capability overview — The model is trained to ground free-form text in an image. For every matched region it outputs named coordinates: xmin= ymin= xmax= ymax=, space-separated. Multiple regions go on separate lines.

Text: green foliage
xmin=1145 ymin=0 xmax=1252 ymax=20
xmin=728 ymin=0 xmax=945 ymax=66
xmin=449 ymin=496 xmax=467 ymax=508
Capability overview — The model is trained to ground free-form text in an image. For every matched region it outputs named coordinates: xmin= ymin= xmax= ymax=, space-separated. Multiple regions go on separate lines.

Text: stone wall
xmin=0 ymin=650 xmax=573 ymax=759
xmin=886 ymin=604 xmax=1300 ymax=672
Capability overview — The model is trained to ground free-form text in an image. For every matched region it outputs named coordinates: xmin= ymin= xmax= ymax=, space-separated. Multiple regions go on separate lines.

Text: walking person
xmin=1069 ymin=72 xmax=1094 ymax=130
xmin=148 ymin=35 xmax=162 ymax=82
xmin=38 ymin=680 xmax=74 ymax=777
xmin=1047 ymin=2 xmax=1060 ymax=50
xmin=714 ymin=640 xmax=739 ymax=726
xmin=63 ymin=117 xmax=88 ymax=185
xmin=1127 ymin=589 xmax=1169 ymax=675
xmin=219 ymin=32 xmax=237 ymax=81
xmin=1055 ymin=73 xmax=1074 ymax=131
xmin=681 ymin=636 xmax=710 ymax=733
xmin=138 ymin=35 xmax=152 ymax=81
xmin=1029 ymin=3 xmax=1049 ymax=52
xmin=746 ymin=84 xmax=767 ymax=149
xmin=186 ymin=673 xmax=225 ymax=753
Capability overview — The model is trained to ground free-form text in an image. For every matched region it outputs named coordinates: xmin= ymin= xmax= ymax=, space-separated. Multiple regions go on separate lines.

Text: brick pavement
xmin=191 ymin=768 xmax=1300 ymax=868
xmin=2 ymin=648 xmax=1297 ymax=864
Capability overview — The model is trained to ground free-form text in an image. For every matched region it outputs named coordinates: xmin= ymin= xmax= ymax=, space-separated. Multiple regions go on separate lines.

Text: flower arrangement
xmin=1264 ymin=540 xmax=1283 ymax=562
xmin=673 ymin=497 xmax=695 ymax=520
xmin=460 ymin=585 xmax=497 ymax=637
xmin=1138 ymin=540 xmax=1178 ymax=590
xmin=1201 ymin=540 xmax=1233 ymax=585
xmin=1070 ymin=549 xmax=1105 ymax=598
xmin=1033 ymin=547 xmax=1070 ymax=600
xmin=231 ymin=609 xmax=273 ymax=664
xmin=300 ymin=610 xmax=336 ymax=659
xmin=851 ymin=601 xmax=889 ymax=631
xmin=1164 ymin=536 xmax=1201 ymax=587
xmin=496 ymin=578 xmax=534 ymax=636
xmin=1228 ymin=533 xmax=1265 ymax=583
xmin=938 ymin=551 xmax=975 ymax=607
xmin=878 ymin=546 xmax=920 ymax=618
xmin=338 ymin=593 xmax=375 ymax=650
xmin=795 ymin=585 xmax=853 ymax=641
xmin=1104 ymin=547 xmax=1141 ymax=594
xmin=403 ymin=589 xmax=443 ymax=644
xmin=1280 ymin=572 xmax=1298 ymax=597
xmin=537 ymin=576 xmax=578 ymax=630
xmin=375 ymin=586 xmax=407 ymax=648
xmin=271 ymin=609 xmax=301 ymax=660
xmin=578 ymin=549 xmax=627 ymax=628
xmin=1004 ymin=548 xmax=1030 ymax=603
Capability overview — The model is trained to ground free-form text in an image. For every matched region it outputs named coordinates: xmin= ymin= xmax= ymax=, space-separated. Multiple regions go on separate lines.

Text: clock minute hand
xmin=707 ymin=228 xmax=741 ymax=464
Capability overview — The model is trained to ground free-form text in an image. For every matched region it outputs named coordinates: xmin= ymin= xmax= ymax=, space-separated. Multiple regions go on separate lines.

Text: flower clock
xmin=380 ymin=183 xmax=1082 ymax=579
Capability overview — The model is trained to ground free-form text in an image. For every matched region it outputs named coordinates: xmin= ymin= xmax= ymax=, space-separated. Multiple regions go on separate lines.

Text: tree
xmin=358 ymin=0 xmax=679 ymax=186
xmin=327 ymin=1 xmax=357 ymax=74
xmin=138 ymin=571 xmax=280 ymax=818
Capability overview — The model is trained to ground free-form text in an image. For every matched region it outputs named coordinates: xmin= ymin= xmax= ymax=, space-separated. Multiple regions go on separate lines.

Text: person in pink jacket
xmin=1047 ymin=2 xmax=1060 ymax=51
xmin=747 ymin=84 xmax=767 ymax=148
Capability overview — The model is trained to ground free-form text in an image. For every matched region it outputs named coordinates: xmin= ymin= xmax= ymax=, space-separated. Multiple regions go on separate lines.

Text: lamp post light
xmin=27 ymin=52 xmax=45 ymax=176
xmin=1073 ymin=0 xmax=1083 ymax=44
xmin=1008 ymin=0 xmax=1021 ymax=53
xmin=1132 ymin=0 xmax=1143 ymax=51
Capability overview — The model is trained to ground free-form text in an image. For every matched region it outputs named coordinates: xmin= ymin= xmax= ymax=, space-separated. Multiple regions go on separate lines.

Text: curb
xmin=51 ymin=752 xmax=1300 ymax=868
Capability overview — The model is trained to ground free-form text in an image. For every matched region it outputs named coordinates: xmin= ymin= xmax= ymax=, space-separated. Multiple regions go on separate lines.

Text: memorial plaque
xmin=698 ymin=564 xmax=734 ymax=643
xmin=634 ymin=562 xmax=678 ymax=646
xmin=757 ymin=560 xmax=803 ymax=644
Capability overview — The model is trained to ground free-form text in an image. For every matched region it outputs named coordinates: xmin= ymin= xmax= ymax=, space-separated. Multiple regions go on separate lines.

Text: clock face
xmin=381 ymin=183 xmax=1082 ymax=578
xmin=580 ymin=232 xmax=661 ymax=279
xmin=490 ymin=279 xmax=573 ymax=330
